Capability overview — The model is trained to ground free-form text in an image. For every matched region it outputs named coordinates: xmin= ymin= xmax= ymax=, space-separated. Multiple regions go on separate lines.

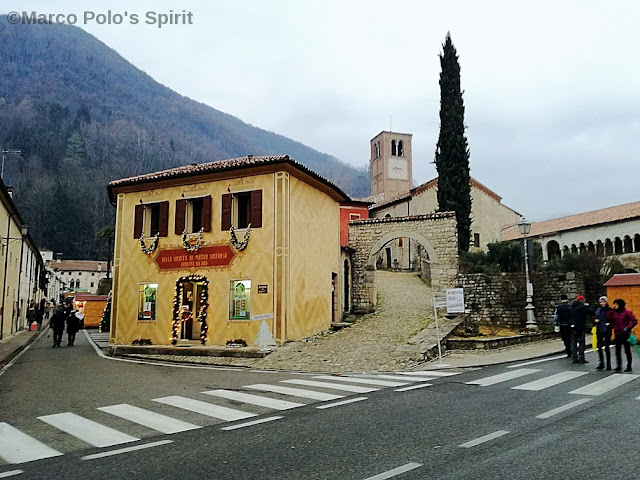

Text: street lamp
xmin=518 ymin=217 xmax=537 ymax=331
xmin=1 ymin=149 xmax=21 ymax=180
xmin=14 ymin=224 xmax=28 ymax=332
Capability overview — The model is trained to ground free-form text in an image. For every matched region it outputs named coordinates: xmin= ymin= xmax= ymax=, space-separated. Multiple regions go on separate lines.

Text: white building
xmin=52 ymin=258 xmax=109 ymax=294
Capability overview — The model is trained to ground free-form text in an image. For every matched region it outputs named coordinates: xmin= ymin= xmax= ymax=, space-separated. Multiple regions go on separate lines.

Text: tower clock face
xmin=388 ymin=157 xmax=408 ymax=180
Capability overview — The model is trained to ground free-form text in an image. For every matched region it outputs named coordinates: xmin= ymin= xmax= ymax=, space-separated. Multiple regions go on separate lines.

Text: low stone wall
xmin=446 ymin=332 xmax=558 ymax=350
xmin=455 ymin=271 xmax=585 ymax=330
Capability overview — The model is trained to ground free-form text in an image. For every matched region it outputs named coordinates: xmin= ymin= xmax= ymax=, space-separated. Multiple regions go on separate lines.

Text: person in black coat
xmin=50 ymin=306 xmax=65 ymax=348
xmin=66 ymin=310 xmax=80 ymax=346
xmin=570 ymin=295 xmax=595 ymax=364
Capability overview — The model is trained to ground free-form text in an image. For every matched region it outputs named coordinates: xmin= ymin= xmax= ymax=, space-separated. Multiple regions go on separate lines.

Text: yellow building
xmin=107 ymin=155 xmax=348 ymax=347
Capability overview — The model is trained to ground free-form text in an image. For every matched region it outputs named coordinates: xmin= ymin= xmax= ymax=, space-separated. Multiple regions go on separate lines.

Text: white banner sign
xmin=445 ymin=288 xmax=465 ymax=314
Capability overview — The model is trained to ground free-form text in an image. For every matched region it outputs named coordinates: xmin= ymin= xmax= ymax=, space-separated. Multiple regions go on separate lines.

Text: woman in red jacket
xmin=610 ymin=299 xmax=638 ymax=372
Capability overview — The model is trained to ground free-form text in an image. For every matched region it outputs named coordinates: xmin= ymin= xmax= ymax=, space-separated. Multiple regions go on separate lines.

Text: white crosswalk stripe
xmin=569 ymin=373 xmax=639 ymax=396
xmin=245 ymin=384 xmax=345 ymax=401
xmin=511 ymin=371 xmax=589 ymax=391
xmin=202 ymin=389 xmax=305 ymax=410
xmin=355 ymin=374 xmax=433 ymax=382
xmin=0 ymin=422 xmax=62 ymax=464
xmin=466 ymin=369 xmax=540 ymax=387
xmin=281 ymin=379 xmax=378 ymax=393
xmin=97 ymin=404 xmax=201 ymax=434
xmin=312 ymin=375 xmax=408 ymax=387
xmin=37 ymin=413 xmax=139 ymax=448
xmin=152 ymin=396 xmax=256 ymax=421
xmin=399 ymin=371 xmax=461 ymax=377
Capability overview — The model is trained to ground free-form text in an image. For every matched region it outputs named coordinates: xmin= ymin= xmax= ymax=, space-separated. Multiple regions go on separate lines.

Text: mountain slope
xmin=0 ymin=16 xmax=369 ymax=259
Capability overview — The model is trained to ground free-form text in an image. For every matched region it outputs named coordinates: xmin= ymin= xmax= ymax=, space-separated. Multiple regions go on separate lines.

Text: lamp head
xmin=21 ymin=224 xmax=29 ymax=236
xmin=517 ymin=217 xmax=531 ymax=236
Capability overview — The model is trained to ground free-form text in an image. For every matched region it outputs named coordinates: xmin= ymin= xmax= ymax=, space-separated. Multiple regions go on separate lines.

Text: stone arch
xmin=546 ymin=240 xmax=561 ymax=260
xmin=348 ymin=213 xmax=458 ymax=313
xmin=614 ymin=237 xmax=623 ymax=255
xmin=624 ymin=235 xmax=633 ymax=253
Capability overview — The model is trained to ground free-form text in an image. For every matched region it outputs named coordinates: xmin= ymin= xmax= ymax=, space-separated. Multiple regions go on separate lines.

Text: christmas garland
xmin=171 ymin=274 xmax=210 ymax=345
xmin=182 ymin=228 xmax=204 ymax=252
xmin=139 ymin=233 xmax=159 ymax=255
xmin=230 ymin=223 xmax=251 ymax=250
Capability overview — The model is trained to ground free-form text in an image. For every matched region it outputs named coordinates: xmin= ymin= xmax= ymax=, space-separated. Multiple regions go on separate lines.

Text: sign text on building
xmin=154 ymin=245 xmax=235 ymax=270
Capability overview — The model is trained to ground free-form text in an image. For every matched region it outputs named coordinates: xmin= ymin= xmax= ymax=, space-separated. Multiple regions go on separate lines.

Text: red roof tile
xmin=604 ymin=274 xmax=640 ymax=287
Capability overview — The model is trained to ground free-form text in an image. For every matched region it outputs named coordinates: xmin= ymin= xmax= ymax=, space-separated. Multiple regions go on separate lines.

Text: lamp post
xmin=1 ymin=149 xmax=21 ymax=180
xmin=518 ymin=217 xmax=537 ymax=331
xmin=14 ymin=224 xmax=28 ymax=332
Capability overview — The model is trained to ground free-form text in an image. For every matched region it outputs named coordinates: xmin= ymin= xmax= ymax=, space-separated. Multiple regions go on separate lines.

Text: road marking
xmin=282 ymin=379 xmax=378 ymax=393
xmin=363 ymin=462 xmax=423 ymax=479
xmin=221 ymin=416 xmax=283 ymax=431
xmin=0 ymin=470 xmax=23 ymax=478
xmin=245 ymin=384 xmax=344 ymax=401
xmin=202 ymin=389 xmax=305 ymax=410
xmin=316 ymin=397 xmax=368 ymax=409
xmin=395 ymin=383 xmax=433 ymax=392
xmin=536 ymin=399 xmax=592 ymax=419
xmin=511 ymin=371 xmax=589 ymax=391
xmin=152 ymin=396 xmax=256 ymax=421
xmin=81 ymin=440 xmax=172 ymax=461
xmin=313 ymin=375 xmax=408 ymax=387
xmin=97 ymin=404 xmax=201 ymax=434
xmin=569 ymin=373 xmax=639 ymax=396
xmin=465 ymin=369 xmax=540 ymax=387
xmin=507 ymin=355 xmax=568 ymax=368
xmin=355 ymin=374 xmax=431 ymax=382
xmin=0 ymin=422 xmax=62 ymax=464
xmin=38 ymin=413 xmax=139 ymax=448
xmin=399 ymin=371 xmax=460 ymax=377
xmin=459 ymin=430 xmax=510 ymax=448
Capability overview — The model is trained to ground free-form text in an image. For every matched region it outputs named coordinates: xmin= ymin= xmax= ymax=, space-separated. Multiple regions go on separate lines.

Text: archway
xmin=546 ymin=240 xmax=561 ymax=260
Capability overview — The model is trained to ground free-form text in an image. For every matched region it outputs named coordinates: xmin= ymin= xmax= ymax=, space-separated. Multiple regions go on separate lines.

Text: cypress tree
xmin=434 ymin=32 xmax=472 ymax=253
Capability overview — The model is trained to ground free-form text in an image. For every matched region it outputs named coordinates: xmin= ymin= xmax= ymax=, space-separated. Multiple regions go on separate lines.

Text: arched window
xmin=547 ymin=240 xmax=561 ymax=261
xmin=587 ymin=241 xmax=595 ymax=253
xmin=571 ymin=244 xmax=578 ymax=254
xmin=635 ymin=234 xmax=640 ymax=252
xmin=614 ymin=237 xmax=623 ymax=255
xmin=605 ymin=239 xmax=613 ymax=256
xmin=377 ymin=142 xmax=381 ymax=158
xmin=624 ymin=235 xmax=633 ymax=253
xmin=596 ymin=240 xmax=604 ymax=256
xmin=579 ymin=243 xmax=586 ymax=254
xmin=562 ymin=245 xmax=570 ymax=256
xmin=397 ymin=140 xmax=404 ymax=157
xmin=391 ymin=140 xmax=397 ymax=156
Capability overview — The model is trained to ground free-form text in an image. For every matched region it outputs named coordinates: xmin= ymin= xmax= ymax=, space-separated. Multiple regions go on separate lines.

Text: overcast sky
xmin=16 ymin=0 xmax=640 ymax=221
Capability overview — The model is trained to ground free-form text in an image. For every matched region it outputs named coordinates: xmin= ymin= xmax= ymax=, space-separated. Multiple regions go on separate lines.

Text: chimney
xmin=56 ymin=253 xmax=62 ymax=263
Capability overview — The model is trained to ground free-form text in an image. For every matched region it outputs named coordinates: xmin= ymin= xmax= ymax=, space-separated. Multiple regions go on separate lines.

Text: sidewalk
xmin=0 ymin=325 xmax=46 ymax=368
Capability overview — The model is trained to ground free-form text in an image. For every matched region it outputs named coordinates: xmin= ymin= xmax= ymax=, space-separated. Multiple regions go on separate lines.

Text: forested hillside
xmin=0 ymin=16 xmax=369 ymax=259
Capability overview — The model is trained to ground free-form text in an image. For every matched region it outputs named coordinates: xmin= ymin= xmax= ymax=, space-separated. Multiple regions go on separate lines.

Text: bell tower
xmin=370 ymin=131 xmax=412 ymax=201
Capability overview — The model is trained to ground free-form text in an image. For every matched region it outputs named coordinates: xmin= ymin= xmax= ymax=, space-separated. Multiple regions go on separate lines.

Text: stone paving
xmin=132 ymin=270 xmax=439 ymax=373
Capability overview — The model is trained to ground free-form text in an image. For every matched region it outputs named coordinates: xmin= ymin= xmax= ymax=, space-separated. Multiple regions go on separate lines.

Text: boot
xmin=615 ymin=365 xmax=622 ymax=372
xmin=596 ymin=363 xmax=604 ymax=370
xmin=606 ymin=362 xmax=612 ymax=370
xmin=625 ymin=364 xmax=632 ymax=372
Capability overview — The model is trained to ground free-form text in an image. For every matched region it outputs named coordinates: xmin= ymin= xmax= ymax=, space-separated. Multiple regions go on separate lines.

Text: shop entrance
xmin=172 ymin=275 xmax=210 ymax=344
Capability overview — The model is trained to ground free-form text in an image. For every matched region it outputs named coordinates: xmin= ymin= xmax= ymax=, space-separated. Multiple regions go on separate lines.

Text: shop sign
xmin=154 ymin=245 xmax=235 ymax=270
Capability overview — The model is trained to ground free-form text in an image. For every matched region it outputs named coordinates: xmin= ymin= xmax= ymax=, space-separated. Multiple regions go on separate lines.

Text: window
xmin=134 ymin=201 xmax=169 ymax=238
xmin=398 ymin=140 xmax=404 ymax=157
xmin=175 ymin=196 xmax=212 ymax=234
xmin=391 ymin=140 xmax=397 ymax=156
xmin=78 ymin=272 xmax=82 ymax=276
xmin=474 ymin=233 xmax=480 ymax=248
xmin=91 ymin=273 xmax=95 ymax=276
xmin=349 ymin=213 xmax=361 ymax=221
xmin=90 ymin=282 xmax=94 ymax=288
xmin=229 ymin=280 xmax=251 ymax=320
xmin=221 ymin=190 xmax=262 ymax=230
xmin=138 ymin=283 xmax=158 ymax=321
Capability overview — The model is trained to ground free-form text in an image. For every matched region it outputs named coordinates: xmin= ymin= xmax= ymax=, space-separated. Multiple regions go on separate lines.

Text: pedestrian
xmin=50 ymin=306 xmax=65 ymax=347
xmin=594 ymin=296 xmax=613 ymax=370
xmin=66 ymin=310 xmax=81 ymax=346
xmin=554 ymin=294 xmax=572 ymax=357
xmin=25 ymin=303 xmax=36 ymax=331
xmin=570 ymin=295 xmax=595 ymax=364
xmin=610 ymin=298 xmax=638 ymax=372
xmin=35 ymin=304 xmax=43 ymax=331
xmin=44 ymin=300 xmax=52 ymax=319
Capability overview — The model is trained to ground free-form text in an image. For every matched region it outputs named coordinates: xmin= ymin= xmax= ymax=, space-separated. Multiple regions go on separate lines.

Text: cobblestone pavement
xmin=135 ymin=270 xmax=436 ymax=373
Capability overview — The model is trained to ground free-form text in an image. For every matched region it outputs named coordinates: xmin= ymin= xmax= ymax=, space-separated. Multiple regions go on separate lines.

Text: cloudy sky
xmin=16 ymin=0 xmax=640 ymax=221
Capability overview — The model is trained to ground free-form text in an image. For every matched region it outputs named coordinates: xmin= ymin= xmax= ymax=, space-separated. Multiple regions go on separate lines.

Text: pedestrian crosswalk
xmin=3 ymin=366 xmax=640 ymax=468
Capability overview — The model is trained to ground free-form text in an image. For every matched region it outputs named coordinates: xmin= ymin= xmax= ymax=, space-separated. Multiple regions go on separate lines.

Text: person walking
xmin=594 ymin=296 xmax=613 ymax=370
xmin=610 ymin=298 xmax=638 ymax=372
xmin=570 ymin=295 xmax=595 ymax=364
xmin=554 ymin=294 xmax=572 ymax=357
xmin=50 ymin=306 xmax=65 ymax=348
xmin=35 ymin=304 xmax=43 ymax=331
xmin=66 ymin=310 xmax=81 ymax=346
xmin=25 ymin=303 xmax=36 ymax=331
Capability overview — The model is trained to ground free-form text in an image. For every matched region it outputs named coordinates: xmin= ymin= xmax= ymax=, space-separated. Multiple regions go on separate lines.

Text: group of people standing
xmin=49 ymin=298 xmax=82 ymax=347
xmin=555 ymin=294 xmax=638 ymax=371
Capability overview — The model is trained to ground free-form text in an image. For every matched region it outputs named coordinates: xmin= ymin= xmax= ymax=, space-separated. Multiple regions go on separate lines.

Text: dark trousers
xmin=67 ymin=332 xmax=76 ymax=346
xmin=571 ymin=327 xmax=585 ymax=361
xmin=596 ymin=331 xmax=611 ymax=367
xmin=559 ymin=325 xmax=572 ymax=355
xmin=615 ymin=332 xmax=632 ymax=369
xmin=53 ymin=331 xmax=63 ymax=347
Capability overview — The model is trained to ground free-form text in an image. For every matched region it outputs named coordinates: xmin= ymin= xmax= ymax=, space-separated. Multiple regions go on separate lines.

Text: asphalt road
xmin=1 ymin=331 xmax=638 ymax=479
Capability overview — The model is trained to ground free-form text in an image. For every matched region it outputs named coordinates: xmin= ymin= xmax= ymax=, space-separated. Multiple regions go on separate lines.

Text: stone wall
xmin=456 ymin=271 xmax=585 ymax=329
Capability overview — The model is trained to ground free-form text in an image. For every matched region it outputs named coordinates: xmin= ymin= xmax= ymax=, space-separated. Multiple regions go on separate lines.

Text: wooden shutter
xmin=175 ymin=199 xmax=186 ymax=234
xmin=201 ymin=195 xmax=212 ymax=232
xmin=251 ymin=190 xmax=262 ymax=228
xmin=221 ymin=193 xmax=232 ymax=231
xmin=134 ymin=204 xmax=144 ymax=238
xmin=158 ymin=201 xmax=169 ymax=237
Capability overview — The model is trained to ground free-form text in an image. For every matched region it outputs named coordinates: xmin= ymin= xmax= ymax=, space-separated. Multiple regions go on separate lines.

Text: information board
xmin=445 ymin=288 xmax=465 ymax=314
